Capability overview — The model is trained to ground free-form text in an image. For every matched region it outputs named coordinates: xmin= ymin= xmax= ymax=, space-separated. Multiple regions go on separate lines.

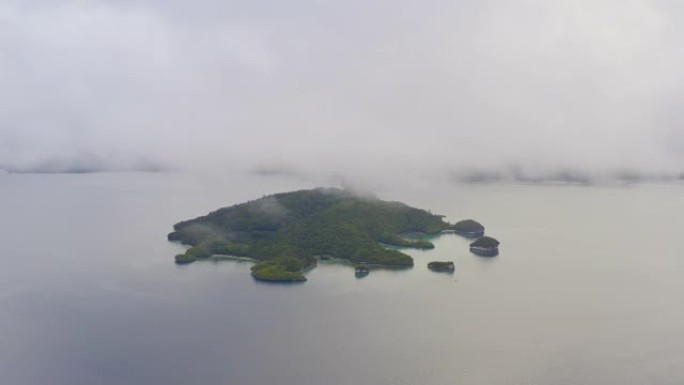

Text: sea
xmin=1 ymin=171 xmax=684 ymax=385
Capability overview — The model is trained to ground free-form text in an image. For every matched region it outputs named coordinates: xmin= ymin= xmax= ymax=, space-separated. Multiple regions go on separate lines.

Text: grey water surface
xmin=1 ymin=172 xmax=684 ymax=385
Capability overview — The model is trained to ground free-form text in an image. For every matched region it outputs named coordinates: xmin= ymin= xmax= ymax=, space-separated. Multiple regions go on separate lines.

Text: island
xmin=469 ymin=236 xmax=500 ymax=256
xmin=427 ymin=261 xmax=455 ymax=272
xmin=168 ymin=187 xmax=460 ymax=282
xmin=452 ymin=219 xmax=485 ymax=238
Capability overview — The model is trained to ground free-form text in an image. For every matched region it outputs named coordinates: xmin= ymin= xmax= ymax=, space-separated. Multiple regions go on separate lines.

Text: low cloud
xmin=2 ymin=1 xmax=684 ymax=182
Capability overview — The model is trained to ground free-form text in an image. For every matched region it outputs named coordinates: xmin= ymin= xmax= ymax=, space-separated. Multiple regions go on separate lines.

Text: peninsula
xmin=168 ymin=188 xmax=460 ymax=282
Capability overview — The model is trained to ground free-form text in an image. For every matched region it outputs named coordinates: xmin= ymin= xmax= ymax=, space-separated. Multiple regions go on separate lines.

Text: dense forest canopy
xmin=169 ymin=188 xmax=458 ymax=281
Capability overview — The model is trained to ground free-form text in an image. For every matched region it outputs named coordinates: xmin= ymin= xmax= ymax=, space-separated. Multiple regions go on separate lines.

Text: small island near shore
xmin=451 ymin=219 xmax=485 ymax=238
xmin=355 ymin=265 xmax=370 ymax=278
xmin=469 ymin=236 xmax=500 ymax=256
xmin=427 ymin=261 xmax=455 ymax=272
xmin=168 ymin=187 xmax=500 ymax=282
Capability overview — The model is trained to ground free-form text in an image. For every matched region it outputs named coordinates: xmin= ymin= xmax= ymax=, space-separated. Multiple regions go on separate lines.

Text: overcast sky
xmin=2 ymin=0 xmax=684 ymax=180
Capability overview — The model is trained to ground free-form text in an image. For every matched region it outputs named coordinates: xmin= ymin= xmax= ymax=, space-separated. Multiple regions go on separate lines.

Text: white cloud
xmin=1 ymin=0 xmax=684 ymax=180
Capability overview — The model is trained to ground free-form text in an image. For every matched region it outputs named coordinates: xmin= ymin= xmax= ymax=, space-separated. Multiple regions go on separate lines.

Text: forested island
xmin=452 ymin=219 xmax=485 ymax=238
xmin=169 ymin=188 xmax=463 ymax=282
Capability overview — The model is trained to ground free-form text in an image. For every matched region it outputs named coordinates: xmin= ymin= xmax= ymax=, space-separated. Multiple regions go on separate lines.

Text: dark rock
xmin=452 ymin=219 xmax=485 ymax=238
xmin=427 ymin=261 xmax=455 ymax=272
xmin=469 ymin=236 xmax=500 ymax=257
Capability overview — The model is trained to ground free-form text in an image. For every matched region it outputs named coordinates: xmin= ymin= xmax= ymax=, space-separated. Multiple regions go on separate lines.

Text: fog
xmin=2 ymin=1 xmax=684 ymax=183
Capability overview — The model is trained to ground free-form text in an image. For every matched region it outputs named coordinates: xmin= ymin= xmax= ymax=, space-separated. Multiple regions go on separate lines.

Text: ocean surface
xmin=1 ymin=172 xmax=684 ymax=385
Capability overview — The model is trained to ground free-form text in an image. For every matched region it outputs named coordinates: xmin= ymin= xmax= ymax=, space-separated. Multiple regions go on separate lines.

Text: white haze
xmin=2 ymin=0 xmax=684 ymax=182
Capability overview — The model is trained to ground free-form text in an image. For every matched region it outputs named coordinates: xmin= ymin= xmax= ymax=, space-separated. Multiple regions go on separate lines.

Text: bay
xmin=1 ymin=172 xmax=683 ymax=384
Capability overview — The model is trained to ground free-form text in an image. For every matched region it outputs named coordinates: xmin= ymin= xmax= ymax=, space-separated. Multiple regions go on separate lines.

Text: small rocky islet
xmin=469 ymin=236 xmax=500 ymax=256
xmin=355 ymin=265 xmax=370 ymax=278
xmin=168 ymin=188 xmax=501 ymax=282
xmin=452 ymin=219 xmax=485 ymax=238
xmin=427 ymin=261 xmax=455 ymax=272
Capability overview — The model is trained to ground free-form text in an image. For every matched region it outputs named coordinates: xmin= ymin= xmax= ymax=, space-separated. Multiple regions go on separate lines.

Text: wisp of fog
xmin=1 ymin=0 xmax=684 ymax=183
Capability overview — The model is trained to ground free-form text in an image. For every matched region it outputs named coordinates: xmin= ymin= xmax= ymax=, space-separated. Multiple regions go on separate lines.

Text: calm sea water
xmin=1 ymin=172 xmax=684 ymax=385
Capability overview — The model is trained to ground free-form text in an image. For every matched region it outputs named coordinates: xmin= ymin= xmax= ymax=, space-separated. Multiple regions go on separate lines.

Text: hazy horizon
xmin=2 ymin=1 xmax=684 ymax=183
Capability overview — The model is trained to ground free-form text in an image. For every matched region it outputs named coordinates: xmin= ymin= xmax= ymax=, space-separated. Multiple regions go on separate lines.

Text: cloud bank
xmin=2 ymin=0 xmax=684 ymax=181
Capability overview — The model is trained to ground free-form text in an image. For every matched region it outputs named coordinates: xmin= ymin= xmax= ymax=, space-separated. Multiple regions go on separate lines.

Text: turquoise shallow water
xmin=1 ymin=172 xmax=684 ymax=385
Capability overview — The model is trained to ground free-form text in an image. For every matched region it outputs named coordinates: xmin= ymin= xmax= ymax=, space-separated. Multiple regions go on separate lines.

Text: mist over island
xmin=6 ymin=2 xmax=684 ymax=383
xmin=3 ymin=1 xmax=684 ymax=184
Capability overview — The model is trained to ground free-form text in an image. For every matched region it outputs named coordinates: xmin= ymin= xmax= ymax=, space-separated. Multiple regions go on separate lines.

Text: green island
xmin=452 ymin=219 xmax=485 ymax=238
xmin=168 ymin=187 xmax=462 ymax=282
